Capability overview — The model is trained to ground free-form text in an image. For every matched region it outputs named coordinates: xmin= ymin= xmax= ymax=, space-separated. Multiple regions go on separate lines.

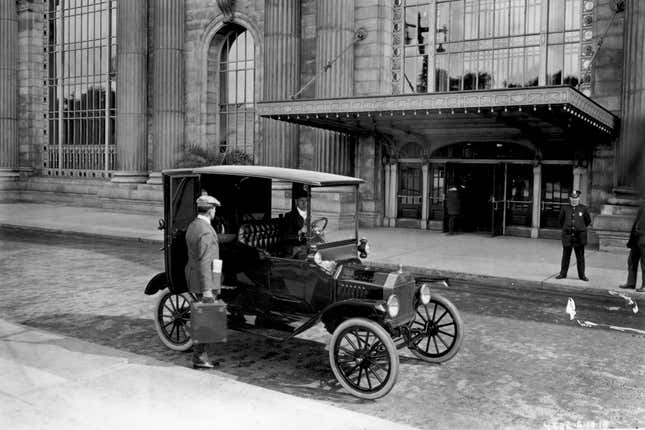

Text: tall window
xmin=219 ymin=27 xmax=255 ymax=156
xmin=45 ymin=0 xmax=117 ymax=178
xmin=546 ymin=0 xmax=581 ymax=86
xmin=402 ymin=0 xmax=581 ymax=93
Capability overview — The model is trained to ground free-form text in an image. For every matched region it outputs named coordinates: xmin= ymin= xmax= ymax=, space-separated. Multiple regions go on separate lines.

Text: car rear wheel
xmin=154 ymin=291 xmax=195 ymax=351
xmin=407 ymin=293 xmax=463 ymax=363
xmin=329 ymin=318 xmax=399 ymax=400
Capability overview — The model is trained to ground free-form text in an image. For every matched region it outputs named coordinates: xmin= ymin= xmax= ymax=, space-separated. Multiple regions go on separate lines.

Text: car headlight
xmin=386 ymin=294 xmax=399 ymax=318
xmin=313 ymin=251 xmax=322 ymax=265
xmin=419 ymin=283 xmax=431 ymax=305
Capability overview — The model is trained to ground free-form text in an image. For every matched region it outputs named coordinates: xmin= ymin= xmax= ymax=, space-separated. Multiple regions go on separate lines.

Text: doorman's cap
xmin=569 ymin=190 xmax=581 ymax=199
xmin=196 ymin=195 xmax=221 ymax=208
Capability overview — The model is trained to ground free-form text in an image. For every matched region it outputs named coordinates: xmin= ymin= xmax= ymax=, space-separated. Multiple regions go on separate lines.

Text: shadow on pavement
xmin=20 ymin=313 xmax=369 ymax=404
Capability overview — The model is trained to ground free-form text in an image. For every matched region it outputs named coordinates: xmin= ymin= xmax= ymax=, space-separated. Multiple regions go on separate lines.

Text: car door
xmin=268 ymin=256 xmax=332 ymax=314
xmin=164 ymin=173 xmax=200 ymax=292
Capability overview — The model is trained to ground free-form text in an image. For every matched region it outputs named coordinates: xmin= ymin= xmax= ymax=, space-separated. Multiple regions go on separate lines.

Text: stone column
xmin=148 ymin=0 xmax=185 ymax=184
xmin=0 ymin=1 xmax=18 ymax=180
xmin=113 ymin=0 xmax=148 ymax=183
xmin=262 ymin=0 xmax=300 ymax=168
xmin=421 ymin=163 xmax=429 ymax=229
xmin=383 ymin=159 xmax=391 ymax=225
xmin=573 ymin=166 xmax=589 ymax=206
xmin=531 ymin=164 xmax=542 ymax=239
xmin=389 ymin=162 xmax=398 ymax=227
xmin=618 ymin=0 xmax=645 ymax=188
xmin=314 ymin=0 xmax=355 ymax=175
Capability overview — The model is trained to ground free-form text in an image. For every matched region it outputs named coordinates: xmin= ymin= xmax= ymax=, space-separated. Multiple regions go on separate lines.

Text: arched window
xmin=219 ymin=26 xmax=255 ymax=156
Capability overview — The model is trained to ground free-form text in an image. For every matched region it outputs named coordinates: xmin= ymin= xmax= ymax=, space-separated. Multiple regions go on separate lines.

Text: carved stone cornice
xmin=257 ymin=86 xmax=618 ymax=132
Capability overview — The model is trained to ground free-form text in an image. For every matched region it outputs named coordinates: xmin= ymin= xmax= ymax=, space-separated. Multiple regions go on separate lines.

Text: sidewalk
xmin=0 ymin=202 xmax=634 ymax=298
xmin=0 ymin=318 xmax=416 ymax=430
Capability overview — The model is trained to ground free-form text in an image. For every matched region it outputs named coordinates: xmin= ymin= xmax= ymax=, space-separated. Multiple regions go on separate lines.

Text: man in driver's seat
xmin=282 ymin=187 xmax=308 ymax=258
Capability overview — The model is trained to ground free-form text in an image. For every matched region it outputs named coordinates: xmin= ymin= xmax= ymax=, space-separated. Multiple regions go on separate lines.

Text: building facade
xmin=0 ymin=0 xmax=642 ymax=248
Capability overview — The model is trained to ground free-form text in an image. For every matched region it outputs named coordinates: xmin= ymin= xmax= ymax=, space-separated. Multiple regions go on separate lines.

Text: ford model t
xmin=145 ymin=165 xmax=463 ymax=399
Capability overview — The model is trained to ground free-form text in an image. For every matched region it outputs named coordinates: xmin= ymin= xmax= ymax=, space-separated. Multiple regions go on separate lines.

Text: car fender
xmin=320 ymin=299 xmax=387 ymax=332
xmin=145 ymin=272 xmax=169 ymax=295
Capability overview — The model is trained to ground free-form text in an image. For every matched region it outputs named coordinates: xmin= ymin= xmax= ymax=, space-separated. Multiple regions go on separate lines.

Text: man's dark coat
xmin=558 ymin=204 xmax=592 ymax=247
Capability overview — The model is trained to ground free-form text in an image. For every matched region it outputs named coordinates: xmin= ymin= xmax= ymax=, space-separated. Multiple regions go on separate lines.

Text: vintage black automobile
xmin=145 ymin=165 xmax=463 ymax=399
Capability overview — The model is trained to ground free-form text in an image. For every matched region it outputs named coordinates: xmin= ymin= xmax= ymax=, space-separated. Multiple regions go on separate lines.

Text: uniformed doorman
xmin=556 ymin=190 xmax=592 ymax=281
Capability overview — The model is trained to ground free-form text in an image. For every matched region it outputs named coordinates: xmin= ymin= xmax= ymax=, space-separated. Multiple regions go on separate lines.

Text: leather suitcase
xmin=190 ymin=301 xmax=228 ymax=344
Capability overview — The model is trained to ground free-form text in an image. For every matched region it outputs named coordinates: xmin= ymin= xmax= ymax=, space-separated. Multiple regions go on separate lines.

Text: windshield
xmin=309 ymin=185 xmax=358 ymax=243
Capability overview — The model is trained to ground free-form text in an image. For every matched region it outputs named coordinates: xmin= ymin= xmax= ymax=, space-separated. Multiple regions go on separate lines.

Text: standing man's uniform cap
xmin=196 ymin=195 xmax=221 ymax=208
xmin=569 ymin=190 xmax=581 ymax=199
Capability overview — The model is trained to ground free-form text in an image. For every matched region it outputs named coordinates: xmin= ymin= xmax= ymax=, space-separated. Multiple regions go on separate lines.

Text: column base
xmin=147 ymin=172 xmax=162 ymax=185
xmin=0 ymin=169 xmax=20 ymax=181
xmin=530 ymin=227 xmax=539 ymax=239
xmin=111 ymin=171 xmax=149 ymax=184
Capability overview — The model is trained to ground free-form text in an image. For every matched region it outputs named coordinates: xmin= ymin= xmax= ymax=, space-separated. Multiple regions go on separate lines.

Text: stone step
xmin=593 ymin=214 xmax=634 ymax=232
xmin=599 ymin=204 xmax=639 ymax=216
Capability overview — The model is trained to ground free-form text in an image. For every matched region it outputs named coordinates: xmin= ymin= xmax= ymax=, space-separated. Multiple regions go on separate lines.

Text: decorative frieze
xmin=258 ymin=87 xmax=618 ymax=131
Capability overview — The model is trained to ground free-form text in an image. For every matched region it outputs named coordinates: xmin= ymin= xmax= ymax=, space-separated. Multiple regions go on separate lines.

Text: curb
xmin=3 ymin=223 xmax=636 ymax=300
xmin=366 ymin=261 xmax=639 ymax=300
xmin=0 ymin=223 xmax=164 ymax=245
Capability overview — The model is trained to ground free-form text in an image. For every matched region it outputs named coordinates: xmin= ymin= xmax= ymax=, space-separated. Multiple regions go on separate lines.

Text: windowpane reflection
xmin=401 ymin=0 xmax=580 ymax=94
xmin=219 ymin=27 xmax=255 ymax=157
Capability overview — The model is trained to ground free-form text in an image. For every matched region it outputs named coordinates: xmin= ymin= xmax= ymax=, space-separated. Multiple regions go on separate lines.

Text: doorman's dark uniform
xmin=623 ymin=204 xmax=645 ymax=291
xmin=558 ymin=198 xmax=592 ymax=280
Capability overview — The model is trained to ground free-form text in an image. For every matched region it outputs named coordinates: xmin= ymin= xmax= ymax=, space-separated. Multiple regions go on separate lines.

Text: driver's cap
xmin=569 ymin=190 xmax=581 ymax=199
xmin=196 ymin=195 xmax=221 ymax=208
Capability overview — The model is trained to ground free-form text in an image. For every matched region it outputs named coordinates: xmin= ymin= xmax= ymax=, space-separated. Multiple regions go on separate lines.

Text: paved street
xmin=1 ymin=229 xmax=644 ymax=429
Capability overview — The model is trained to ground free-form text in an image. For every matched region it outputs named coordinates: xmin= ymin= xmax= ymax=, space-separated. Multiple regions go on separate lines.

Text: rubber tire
xmin=329 ymin=318 xmax=399 ymax=400
xmin=154 ymin=291 xmax=195 ymax=351
xmin=407 ymin=292 xmax=463 ymax=363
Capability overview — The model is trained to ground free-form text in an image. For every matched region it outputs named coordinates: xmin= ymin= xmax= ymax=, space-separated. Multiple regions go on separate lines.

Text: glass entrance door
xmin=491 ymin=164 xmax=506 ymax=236
xmin=397 ymin=164 xmax=423 ymax=219
xmin=506 ymin=164 xmax=533 ymax=228
xmin=541 ymin=165 xmax=572 ymax=228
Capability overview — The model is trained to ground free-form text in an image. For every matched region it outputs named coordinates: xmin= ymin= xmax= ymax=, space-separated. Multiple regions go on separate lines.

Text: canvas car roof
xmin=162 ymin=165 xmax=364 ymax=187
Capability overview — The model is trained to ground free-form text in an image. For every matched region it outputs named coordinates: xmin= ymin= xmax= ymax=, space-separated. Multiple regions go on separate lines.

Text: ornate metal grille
xmin=44 ymin=0 xmax=117 ymax=179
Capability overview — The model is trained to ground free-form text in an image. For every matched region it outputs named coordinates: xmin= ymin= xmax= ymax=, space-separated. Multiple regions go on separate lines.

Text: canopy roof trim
xmin=163 ymin=165 xmax=364 ymax=186
xmin=258 ymin=86 xmax=617 ymax=133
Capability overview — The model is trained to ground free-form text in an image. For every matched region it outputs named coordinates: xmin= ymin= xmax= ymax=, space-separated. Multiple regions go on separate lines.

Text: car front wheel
xmin=407 ymin=292 xmax=463 ymax=363
xmin=154 ymin=291 xmax=195 ymax=351
xmin=329 ymin=318 xmax=399 ymax=400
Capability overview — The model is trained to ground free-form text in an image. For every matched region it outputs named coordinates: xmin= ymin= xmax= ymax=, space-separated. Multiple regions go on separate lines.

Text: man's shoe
xmin=555 ymin=274 xmax=566 ymax=279
xmin=579 ymin=276 xmax=589 ymax=282
xmin=192 ymin=358 xmax=219 ymax=369
xmin=619 ymin=284 xmax=636 ymax=289
xmin=635 ymin=287 xmax=645 ymax=293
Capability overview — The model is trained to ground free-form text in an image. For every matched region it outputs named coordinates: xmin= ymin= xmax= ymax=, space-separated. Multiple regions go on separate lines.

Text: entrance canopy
xmin=257 ymin=86 xmax=618 ymax=145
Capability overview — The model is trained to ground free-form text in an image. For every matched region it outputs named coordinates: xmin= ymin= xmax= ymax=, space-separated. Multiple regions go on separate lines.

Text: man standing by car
xmin=185 ymin=194 xmax=221 ymax=369
xmin=619 ymin=200 xmax=645 ymax=292
xmin=556 ymin=190 xmax=592 ymax=281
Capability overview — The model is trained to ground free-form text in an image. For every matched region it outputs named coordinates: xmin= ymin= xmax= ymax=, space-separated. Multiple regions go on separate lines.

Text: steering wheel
xmin=312 ymin=217 xmax=328 ymax=235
